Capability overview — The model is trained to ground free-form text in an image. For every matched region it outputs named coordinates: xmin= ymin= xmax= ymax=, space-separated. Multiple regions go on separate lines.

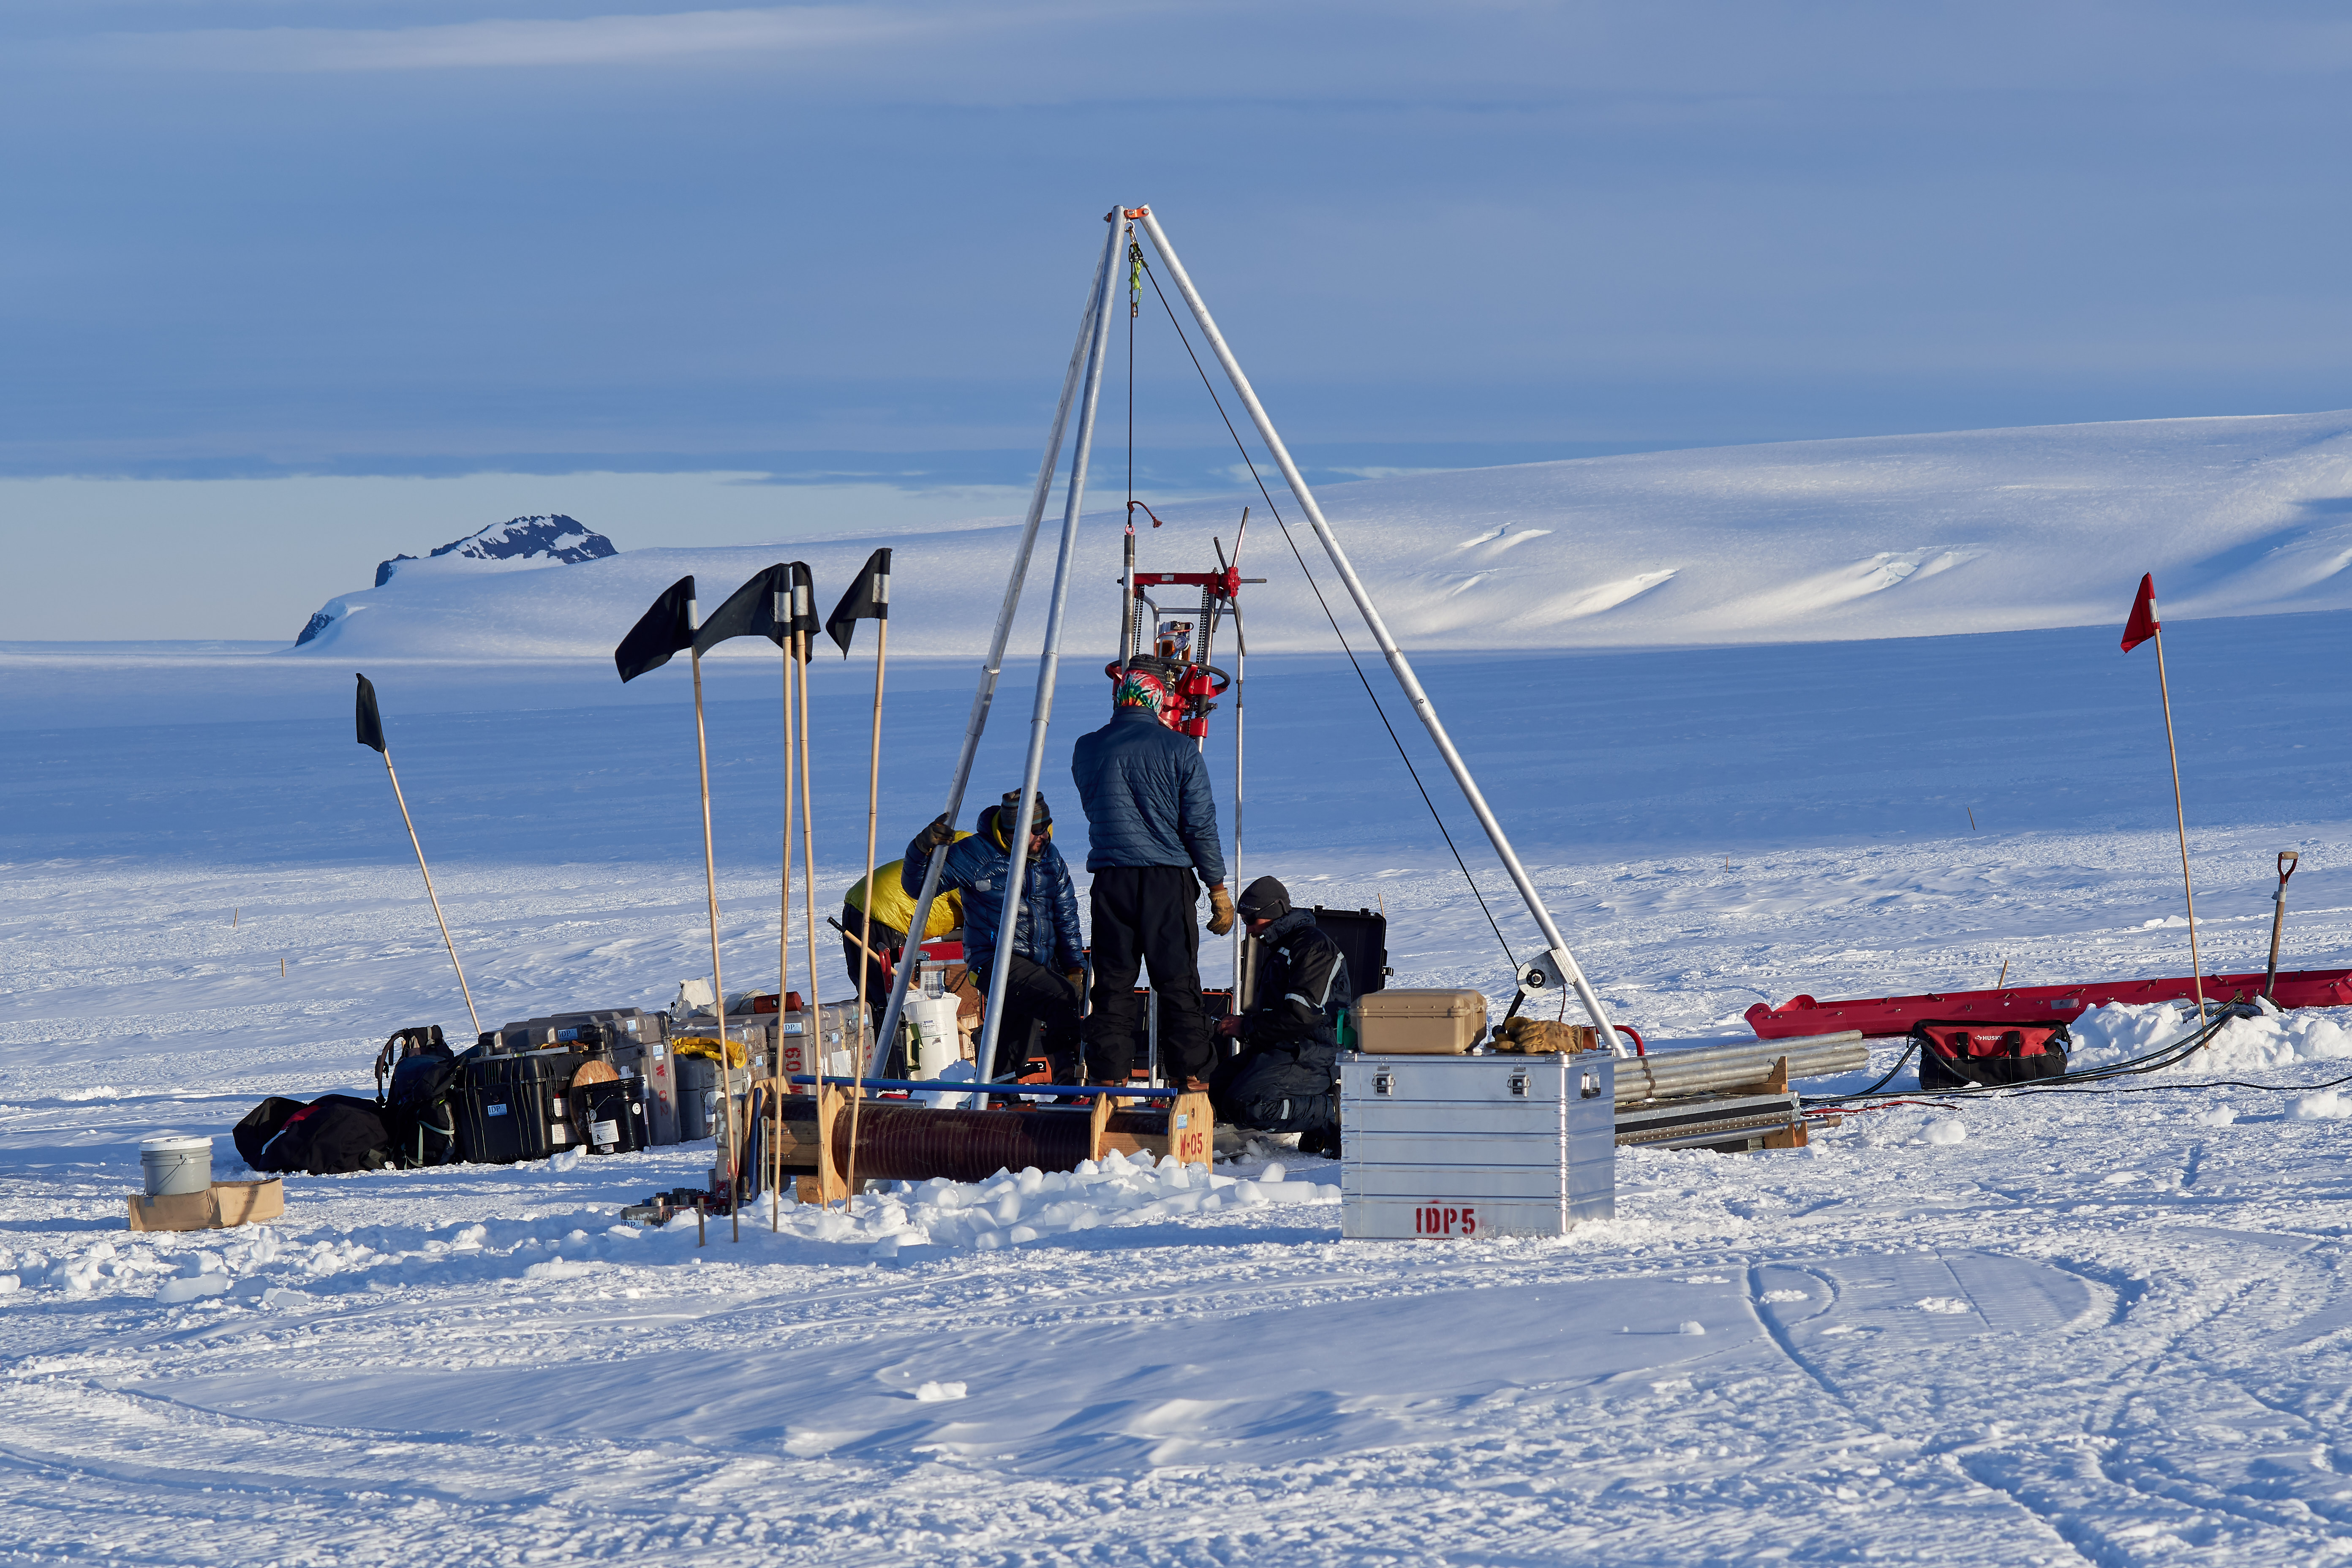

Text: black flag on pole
xmin=355 ymin=673 xmax=387 ymax=753
xmin=825 ymin=549 xmax=891 ymax=656
xmin=615 ymin=575 xmax=698 ymax=682
xmin=693 ymin=564 xmax=793 ymax=657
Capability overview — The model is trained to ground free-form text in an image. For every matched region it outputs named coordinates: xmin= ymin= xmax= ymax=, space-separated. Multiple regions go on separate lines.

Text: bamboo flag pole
xmin=2152 ymin=626 xmax=2205 ymax=1018
xmin=2122 ymin=573 xmax=2204 ymax=1018
xmin=770 ymin=564 xmax=817 ymax=1221
xmin=798 ymin=632 xmax=822 ymax=1118
xmin=355 ymin=674 xmax=480 ymax=1037
xmin=775 ymin=589 xmax=795 ymax=1231
xmin=687 ymin=642 xmax=743 ymax=1243
xmin=615 ymin=577 xmax=738 ymax=1210
xmin=679 ymin=564 xmax=816 ymax=1225
xmin=780 ymin=581 xmax=796 ymax=1033
xmin=789 ymin=568 xmax=825 ymax=1164
xmin=825 ymin=550 xmax=893 ymax=1209
xmin=844 ymin=615 xmax=888 ymax=1204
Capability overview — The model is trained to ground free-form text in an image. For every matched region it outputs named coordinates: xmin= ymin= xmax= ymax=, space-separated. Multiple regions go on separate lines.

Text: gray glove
xmin=915 ymin=813 xmax=955 ymax=853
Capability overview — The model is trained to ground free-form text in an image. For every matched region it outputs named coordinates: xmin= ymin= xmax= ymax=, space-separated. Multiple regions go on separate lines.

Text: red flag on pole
xmin=2121 ymin=573 xmax=2160 ymax=653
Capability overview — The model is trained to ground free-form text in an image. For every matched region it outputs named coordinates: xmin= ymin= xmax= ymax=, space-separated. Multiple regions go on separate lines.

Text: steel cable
xmin=1135 ymin=255 xmax=1519 ymax=968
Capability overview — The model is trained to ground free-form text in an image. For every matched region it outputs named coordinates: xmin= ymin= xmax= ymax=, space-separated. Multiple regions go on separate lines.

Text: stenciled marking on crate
xmin=1414 ymin=1204 xmax=1479 ymax=1237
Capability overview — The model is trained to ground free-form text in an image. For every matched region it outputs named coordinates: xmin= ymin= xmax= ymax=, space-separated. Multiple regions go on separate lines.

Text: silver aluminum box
xmin=1341 ymin=1052 xmax=1614 ymax=1239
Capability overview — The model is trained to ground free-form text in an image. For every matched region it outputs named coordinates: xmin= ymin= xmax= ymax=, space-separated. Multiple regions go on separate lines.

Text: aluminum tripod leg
xmin=872 ymin=225 xmax=1117 ymax=1109
xmin=978 ymin=209 xmax=1126 ymax=1081
xmin=1134 ymin=206 xmax=1623 ymax=1054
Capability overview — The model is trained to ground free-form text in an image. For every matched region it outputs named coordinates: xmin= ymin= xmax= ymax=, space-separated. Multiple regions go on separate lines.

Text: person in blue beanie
xmin=900 ymin=789 xmax=1086 ymax=1081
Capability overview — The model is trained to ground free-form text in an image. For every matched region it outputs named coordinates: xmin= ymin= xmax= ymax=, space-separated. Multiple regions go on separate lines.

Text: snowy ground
xmin=6 ymin=600 xmax=2352 ymax=1560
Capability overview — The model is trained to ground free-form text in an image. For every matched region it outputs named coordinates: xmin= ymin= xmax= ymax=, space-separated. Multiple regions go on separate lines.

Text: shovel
xmin=2264 ymin=850 xmax=2300 ymax=1000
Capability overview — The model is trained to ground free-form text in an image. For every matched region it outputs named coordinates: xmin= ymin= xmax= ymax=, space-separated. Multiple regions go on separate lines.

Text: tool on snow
xmin=2265 ymin=850 xmax=2300 ymax=1000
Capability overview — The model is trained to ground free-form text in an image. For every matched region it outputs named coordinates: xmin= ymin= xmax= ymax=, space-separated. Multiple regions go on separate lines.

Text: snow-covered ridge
xmin=288 ymin=411 xmax=2352 ymax=659
xmin=379 ymin=514 xmax=616 ymax=585
xmin=297 ymin=515 xmax=618 ymax=646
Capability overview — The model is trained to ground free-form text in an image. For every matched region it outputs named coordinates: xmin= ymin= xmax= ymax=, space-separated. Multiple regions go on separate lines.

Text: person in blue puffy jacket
xmin=1070 ymin=665 xmax=1234 ymax=1089
xmin=900 ymin=789 xmax=1086 ymax=1080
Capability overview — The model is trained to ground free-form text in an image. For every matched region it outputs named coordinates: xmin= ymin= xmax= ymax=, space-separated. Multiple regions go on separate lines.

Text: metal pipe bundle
xmin=1614 ymin=1032 xmax=1867 ymax=1105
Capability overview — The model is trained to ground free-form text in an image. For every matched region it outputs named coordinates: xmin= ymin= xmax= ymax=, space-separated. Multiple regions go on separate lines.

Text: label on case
xmin=589 ymin=1119 xmax=619 ymax=1146
xmin=1414 ymin=1204 xmax=1478 ymax=1237
xmin=487 ymin=1103 xmax=510 ymax=1119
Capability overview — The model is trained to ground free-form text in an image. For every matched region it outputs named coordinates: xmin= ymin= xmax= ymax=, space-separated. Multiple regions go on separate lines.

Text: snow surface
xmin=284 ymin=409 xmax=2352 ymax=662
xmin=9 ymin=421 xmax=2352 ymax=1561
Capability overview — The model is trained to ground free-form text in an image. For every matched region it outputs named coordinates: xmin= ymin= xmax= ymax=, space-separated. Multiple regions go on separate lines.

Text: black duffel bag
xmin=233 ymin=1096 xmax=308 ymax=1168
xmin=1914 ymin=1018 xmax=2070 ymax=1090
xmin=242 ymin=1093 xmax=395 ymax=1175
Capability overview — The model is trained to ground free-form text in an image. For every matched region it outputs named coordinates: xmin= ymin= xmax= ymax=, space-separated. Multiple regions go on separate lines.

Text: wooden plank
xmin=1088 ymin=1090 xmax=1115 ymax=1162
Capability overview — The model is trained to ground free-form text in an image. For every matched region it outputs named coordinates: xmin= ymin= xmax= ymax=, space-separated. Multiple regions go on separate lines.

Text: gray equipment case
xmin=1340 ymin=1051 xmax=1614 ymax=1239
xmin=485 ymin=1008 xmax=679 ymax=1146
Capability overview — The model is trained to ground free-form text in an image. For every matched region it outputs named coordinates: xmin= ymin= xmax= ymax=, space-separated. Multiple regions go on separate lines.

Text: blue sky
xmin=5 ymin=2 xmax=2351 ymax=635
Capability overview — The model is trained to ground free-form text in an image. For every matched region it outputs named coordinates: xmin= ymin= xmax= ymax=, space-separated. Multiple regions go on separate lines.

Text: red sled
xmin=1746 ymin=967 xmax=2352 ymax=1040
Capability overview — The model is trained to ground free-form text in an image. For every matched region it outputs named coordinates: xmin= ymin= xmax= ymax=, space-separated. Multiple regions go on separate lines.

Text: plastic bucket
xmin=140 ymin=1135 xmax=213 ymax=1197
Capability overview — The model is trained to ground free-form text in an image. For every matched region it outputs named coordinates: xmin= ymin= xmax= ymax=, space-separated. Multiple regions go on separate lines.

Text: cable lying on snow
xmin=1804 ymin=1002 xmax=2352 ymax=1116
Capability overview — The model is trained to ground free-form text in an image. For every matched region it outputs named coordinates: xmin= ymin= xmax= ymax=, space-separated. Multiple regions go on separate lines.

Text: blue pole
xmin=784 ymin=1074 xmax=1176 ymax=1100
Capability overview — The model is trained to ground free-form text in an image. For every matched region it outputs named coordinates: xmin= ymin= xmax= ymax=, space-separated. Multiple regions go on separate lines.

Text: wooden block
xmin=793 ymin=1174 xmax=867 ymax=1204
xmin=1168 ymin=1091 xmax=1213 ymax=1168
xmin=1761 ymin=1120 xmax=1809 ymax=1151
xmin=1764 ymin=1056 xmax=1789 ymax=1094
xmin=815 ymin=1086 xmax=850 ymax=1204
xmin=1088 ymin=1091 xmax=1116 ymax=1162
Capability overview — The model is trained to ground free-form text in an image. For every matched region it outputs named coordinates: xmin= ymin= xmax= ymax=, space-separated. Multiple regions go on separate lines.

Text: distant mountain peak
xmin=301 ymin=515 xmax=620 ymax=645
xmin=373 ymin=515 xmax=615 ymax=588
xmin=427 ymin=515 xmax=615 ymax=566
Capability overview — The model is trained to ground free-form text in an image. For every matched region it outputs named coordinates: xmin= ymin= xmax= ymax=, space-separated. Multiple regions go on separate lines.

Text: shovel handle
xmin=2266 ymin=852 xmax=2299 ymax=999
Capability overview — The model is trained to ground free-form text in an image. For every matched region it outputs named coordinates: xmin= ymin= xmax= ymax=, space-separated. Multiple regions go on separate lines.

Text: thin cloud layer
xmin=93 ymin=3 xmax=1060 ymax=73
xmin=60 ymin=3 xmax=2352 ymax=95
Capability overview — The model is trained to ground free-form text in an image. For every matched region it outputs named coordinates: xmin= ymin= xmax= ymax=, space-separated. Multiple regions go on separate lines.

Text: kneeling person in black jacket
xmin=1213 ymin=876 xmax=1350 ymax=1156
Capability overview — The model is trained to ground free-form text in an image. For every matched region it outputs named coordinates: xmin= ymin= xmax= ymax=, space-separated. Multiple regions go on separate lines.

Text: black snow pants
xmin=990 ymin=954 xmax=1085 ymax=1083
xmin=1220 ymin=1047 xmax=1339 ymax=1136
xmin=1081 ymin=865 xmax=1208 ymax=1085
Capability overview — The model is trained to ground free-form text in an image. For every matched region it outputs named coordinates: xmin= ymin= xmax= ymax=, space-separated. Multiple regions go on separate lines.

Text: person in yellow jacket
xmin=841 ymin=833 xmax=970 ymax=1049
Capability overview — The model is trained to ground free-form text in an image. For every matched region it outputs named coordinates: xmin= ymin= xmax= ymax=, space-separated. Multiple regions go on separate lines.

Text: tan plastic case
xmin=1349 ymin=988 xmax=1490 ymax=1055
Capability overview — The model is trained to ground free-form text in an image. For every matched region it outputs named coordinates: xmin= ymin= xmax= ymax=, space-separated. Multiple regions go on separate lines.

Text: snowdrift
xmin=286 ymin=409 xmax=2352 ymax=661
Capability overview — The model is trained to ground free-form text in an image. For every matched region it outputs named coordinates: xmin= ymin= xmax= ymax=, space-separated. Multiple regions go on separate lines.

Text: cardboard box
xmin=126 ymin=1179 xmax=285 ymax=1233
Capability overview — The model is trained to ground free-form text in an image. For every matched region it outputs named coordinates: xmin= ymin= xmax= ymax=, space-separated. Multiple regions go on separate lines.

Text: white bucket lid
xmin=140 ymin=1134 xmax=213 ymax=1154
